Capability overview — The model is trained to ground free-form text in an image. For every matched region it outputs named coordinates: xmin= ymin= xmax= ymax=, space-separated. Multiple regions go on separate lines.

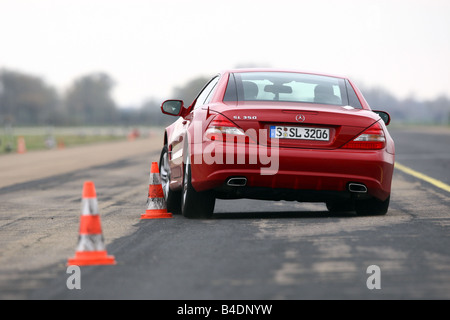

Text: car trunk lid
xmin=212 ymin=101 xmax=380 ymax=149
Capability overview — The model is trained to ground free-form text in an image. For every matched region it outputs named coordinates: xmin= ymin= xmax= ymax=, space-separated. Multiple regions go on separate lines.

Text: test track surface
xmin=0 ymin=126 xmax=449 ymax=299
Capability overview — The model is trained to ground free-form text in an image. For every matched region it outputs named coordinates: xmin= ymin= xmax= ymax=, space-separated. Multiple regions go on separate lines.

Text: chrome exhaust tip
xmin=348 ymin=183 xmax=368 ymax=193
xmin=226 ymin=177 xmax=247 ymax=187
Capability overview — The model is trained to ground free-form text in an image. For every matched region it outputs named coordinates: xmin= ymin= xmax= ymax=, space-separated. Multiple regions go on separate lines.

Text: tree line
xmin=1 ymin=68 xmax=449 ymax=127
xmin=0 ymin=68 xmax=208 ymax=128
xmin=359 ymin=85 xmax=450 ymax=125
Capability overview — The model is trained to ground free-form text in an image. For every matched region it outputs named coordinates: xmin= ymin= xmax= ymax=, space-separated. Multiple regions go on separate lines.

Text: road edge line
xmin=395 ymin=162 xmax=450 ymax=193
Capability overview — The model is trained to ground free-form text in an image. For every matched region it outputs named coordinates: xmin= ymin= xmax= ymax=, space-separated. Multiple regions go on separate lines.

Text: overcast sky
xmin=1 ymin=0 xmax=449 ymax=107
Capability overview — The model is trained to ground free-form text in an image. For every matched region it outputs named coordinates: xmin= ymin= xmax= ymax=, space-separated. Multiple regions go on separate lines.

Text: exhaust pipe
xmin=227 ymin=177 xmax=247 ymax=187
xmin=348 ymin=183 xmax=368 ymax=193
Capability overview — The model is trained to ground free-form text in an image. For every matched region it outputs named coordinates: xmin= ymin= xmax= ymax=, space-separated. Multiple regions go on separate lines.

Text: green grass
xmin=0 ymin=128 xmax=130 ymax=155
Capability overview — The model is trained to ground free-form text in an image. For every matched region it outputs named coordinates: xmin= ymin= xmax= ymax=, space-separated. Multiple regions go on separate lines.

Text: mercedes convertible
xmin=159 ymin=69 xmax=395 ymax=218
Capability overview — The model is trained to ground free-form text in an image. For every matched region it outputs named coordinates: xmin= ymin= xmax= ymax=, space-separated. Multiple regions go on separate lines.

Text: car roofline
xmin=220 ymin=68 xmax=348 ymax=80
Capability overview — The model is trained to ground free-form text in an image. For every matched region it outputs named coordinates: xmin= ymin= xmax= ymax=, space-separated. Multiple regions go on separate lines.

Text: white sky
xmin=1 ymin=0 xmax=449 ymax=107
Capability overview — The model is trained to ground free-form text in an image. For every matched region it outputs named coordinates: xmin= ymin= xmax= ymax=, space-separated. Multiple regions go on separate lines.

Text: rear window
xmin=224 ymin=72 xmax=361 ymax=108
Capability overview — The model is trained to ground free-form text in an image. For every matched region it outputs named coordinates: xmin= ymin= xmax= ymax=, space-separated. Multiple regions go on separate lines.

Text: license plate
xmin=270 ymin=126 xmax=330 ymax=141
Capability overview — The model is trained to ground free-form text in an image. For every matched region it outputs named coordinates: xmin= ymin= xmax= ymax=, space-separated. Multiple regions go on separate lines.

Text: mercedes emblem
xmin=295 ymin=114 xmax=305 ymax=122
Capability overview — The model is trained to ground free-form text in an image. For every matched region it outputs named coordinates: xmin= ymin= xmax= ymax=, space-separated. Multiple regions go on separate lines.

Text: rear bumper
xmin=190 ymin=142 xmax=394 ymax=202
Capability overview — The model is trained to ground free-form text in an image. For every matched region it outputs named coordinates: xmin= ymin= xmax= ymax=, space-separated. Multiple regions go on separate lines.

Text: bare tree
xmin=64 ymin=73 xmax=118 ymax=125
xmin=0 ymin=69 xmax=59 ymax=126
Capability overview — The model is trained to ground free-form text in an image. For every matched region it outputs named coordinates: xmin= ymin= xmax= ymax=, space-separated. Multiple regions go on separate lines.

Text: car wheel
xmin=181 ymin=152 xmax=215 ymax=219
xmin=159 ymin=145 xmax=181 ymax=214
xmin=355 ymin=196 xmax=390 ymax=216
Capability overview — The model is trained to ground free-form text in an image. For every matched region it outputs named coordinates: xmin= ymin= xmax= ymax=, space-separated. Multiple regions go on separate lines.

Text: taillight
xmin=204 ymin=114 xmax=245 ymax=141
xmin=342 ymin=122 xmax=386 ymax=149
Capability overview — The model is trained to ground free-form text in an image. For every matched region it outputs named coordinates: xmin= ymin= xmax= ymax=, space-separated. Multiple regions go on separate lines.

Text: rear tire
xmin=159 ymin=145 xmax=181 ymax=214
xmin=356 ymin=196 xmax=390 ymax=216
xmin=181 ymin=152 xmax=215 ymax=219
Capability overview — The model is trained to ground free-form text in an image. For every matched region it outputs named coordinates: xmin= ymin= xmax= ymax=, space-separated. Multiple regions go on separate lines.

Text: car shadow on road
xmin=211 ymin=210 xmax=357 ymax=220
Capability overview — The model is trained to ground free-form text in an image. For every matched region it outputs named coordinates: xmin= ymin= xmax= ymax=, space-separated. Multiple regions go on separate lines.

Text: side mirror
xmin=161 ymin=100 xmax=184 ymax=116
xmin=373 ymin=110 xmax=391 ymax=126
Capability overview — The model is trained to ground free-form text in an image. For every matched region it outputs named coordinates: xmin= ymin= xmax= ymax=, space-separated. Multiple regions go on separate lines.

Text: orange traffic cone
xmin=57 ymin=138 xmax=65 ymax=149
xmin=67 ymin=181 xmax=116 ymax=266
xmin=141 ymin=162 xmax=173 ymax=219
xmin=17 ymin=136 xmax=26 ymax=154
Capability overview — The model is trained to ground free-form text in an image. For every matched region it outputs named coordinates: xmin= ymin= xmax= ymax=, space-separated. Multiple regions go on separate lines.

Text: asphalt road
xmin=1 ymin=126 xmax=450 ymax=300
xmin=393 ymin=126 xmax=450 ymax=185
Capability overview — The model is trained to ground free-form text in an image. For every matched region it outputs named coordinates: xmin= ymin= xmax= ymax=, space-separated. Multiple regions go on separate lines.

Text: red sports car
xmin=159 ymin=69 xmax=395 ymax=218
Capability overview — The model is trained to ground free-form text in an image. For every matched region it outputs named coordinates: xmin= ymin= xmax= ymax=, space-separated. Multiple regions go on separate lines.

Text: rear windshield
xmin=224 ymin=72 xmax=358 ymax=107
